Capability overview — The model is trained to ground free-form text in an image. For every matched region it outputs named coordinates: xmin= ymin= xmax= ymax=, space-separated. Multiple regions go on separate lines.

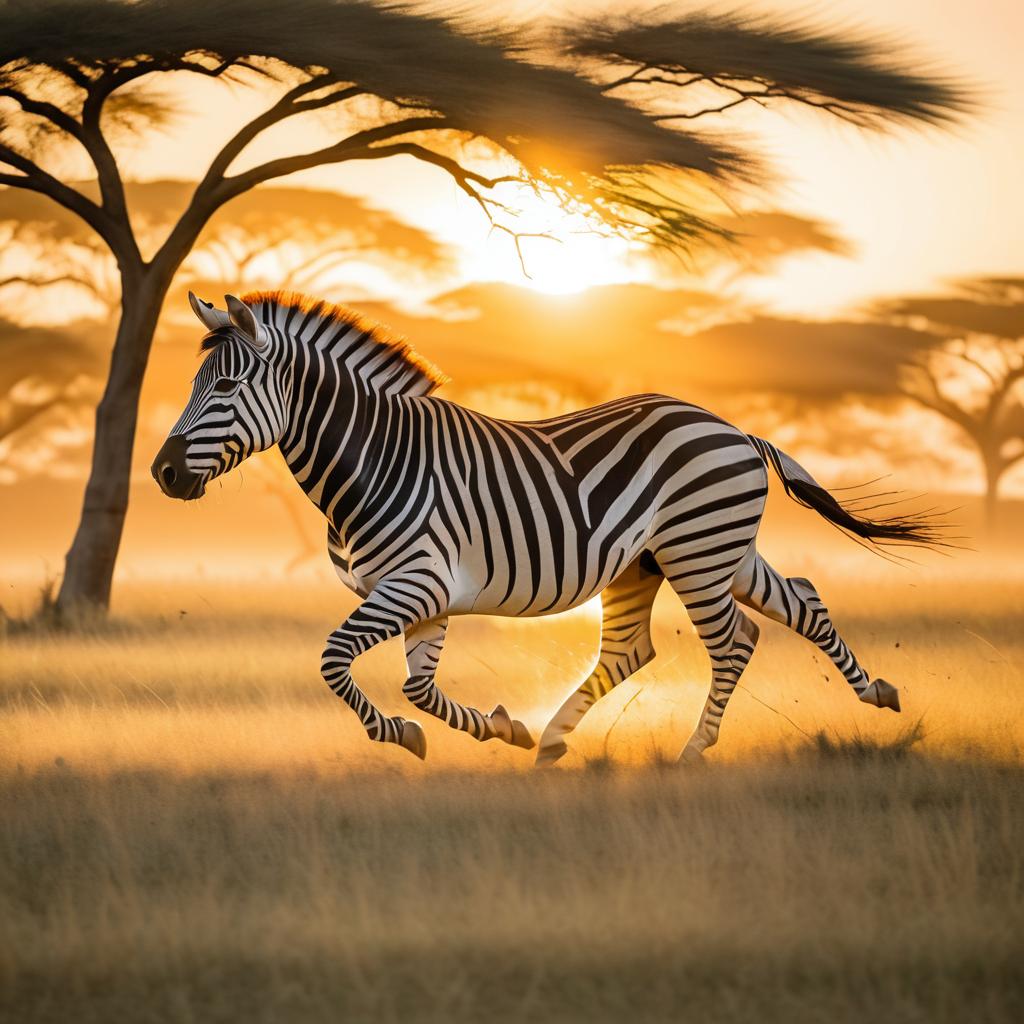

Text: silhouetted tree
xmin=0 ymin=323 xmax=104 ymax=486
xmin=708 ymin=211 xmax=851 ymax=275
xmin=0 ymin=0 xmax=968 ymax=611
xmin=0 ymin=181 xmax=447 ymax=321
xmin=0 ymin=192 xmax=119 ymax=317
xmin=886 ymin=279 xmax=1024 ymax=526
xmin=178 ymin=184 xmax=449 ymax=299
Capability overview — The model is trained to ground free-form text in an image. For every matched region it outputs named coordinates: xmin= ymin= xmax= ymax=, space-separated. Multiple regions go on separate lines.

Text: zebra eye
xmin=212 ymin=377 xmax=237 ymax=394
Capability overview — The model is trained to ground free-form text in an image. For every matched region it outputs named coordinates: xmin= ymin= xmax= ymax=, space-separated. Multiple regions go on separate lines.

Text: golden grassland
xmin=2 ymin=549 xmax=1023 ymax=1022
xmin=3 ymin=756 xmax=1022 ymax=1024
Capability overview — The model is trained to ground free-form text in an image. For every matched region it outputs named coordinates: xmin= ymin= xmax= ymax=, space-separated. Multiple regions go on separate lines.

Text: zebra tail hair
xmin=746 ymin=434 xmax=950 ymax=551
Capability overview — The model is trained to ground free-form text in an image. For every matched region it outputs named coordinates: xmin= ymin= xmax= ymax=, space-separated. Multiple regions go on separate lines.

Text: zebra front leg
xmin=321 ymin=578 xmax=438 ymax=760
xmin=403 ymin=619 xmax=535 ymax=749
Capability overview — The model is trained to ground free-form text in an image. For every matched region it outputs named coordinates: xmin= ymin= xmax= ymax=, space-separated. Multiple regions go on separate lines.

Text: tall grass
xmin=1 ymin=559 xmax=1022 ymax=1021
xmin=2 ymin=755 xmax=1022 ymax=1023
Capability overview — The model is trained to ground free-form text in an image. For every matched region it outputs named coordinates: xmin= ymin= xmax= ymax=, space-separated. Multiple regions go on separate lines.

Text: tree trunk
xmin=55 ymin=267 xmax=166 ymax=614
xmin=981 ymin=451 xmax=1003 ymax=533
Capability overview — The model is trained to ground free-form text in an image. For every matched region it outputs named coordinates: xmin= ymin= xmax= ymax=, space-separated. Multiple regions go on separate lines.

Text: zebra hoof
xmin=398 ymin=720 xmax=427 ymax=760
xmin=678 ymin=745 xmax=705 ymax=766
xmin=510 ymin=719 xmax=536 ymax=750
xmin=535 ymin=739 xmax=568 ymax=768
xmin=488 ymin=705 xmax=536 ymax=750
xmin=859 ymin=679 xmax=901 ymax=713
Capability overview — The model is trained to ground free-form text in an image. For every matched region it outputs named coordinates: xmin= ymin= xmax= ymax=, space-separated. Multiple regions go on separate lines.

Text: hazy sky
xmin=478 ymin=0 xmax=1024 ymax=313
xmin=82 ymin=0 xmax=1024 ymax=313
xmin=719 ymin=0 xmax=1024 ymax=313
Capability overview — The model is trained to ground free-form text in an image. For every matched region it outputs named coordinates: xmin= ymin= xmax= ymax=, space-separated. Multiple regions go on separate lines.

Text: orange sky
xmin=94 ymin=0 xmax=1024 ymax=315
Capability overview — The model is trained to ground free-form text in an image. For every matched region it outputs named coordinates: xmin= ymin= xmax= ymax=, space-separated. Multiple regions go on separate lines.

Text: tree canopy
xmin=0 ymin=0 xmax=971 ymax=258
xmin=567 ymin=9 xmax=967 ymax=127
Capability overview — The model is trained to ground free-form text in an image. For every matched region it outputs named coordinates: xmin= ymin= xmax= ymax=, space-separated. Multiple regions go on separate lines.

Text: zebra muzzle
xmin=151 ymin=434 xmax=205 ymax=501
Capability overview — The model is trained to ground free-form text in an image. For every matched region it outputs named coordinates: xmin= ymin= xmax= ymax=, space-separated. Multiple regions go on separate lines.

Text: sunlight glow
xmin=447 ymin=183 xmax=650 ymax=295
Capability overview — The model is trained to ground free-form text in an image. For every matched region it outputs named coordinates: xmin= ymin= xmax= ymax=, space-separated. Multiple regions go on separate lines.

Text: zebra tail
xmin=746 ymin=434 xmax=948 ymax=550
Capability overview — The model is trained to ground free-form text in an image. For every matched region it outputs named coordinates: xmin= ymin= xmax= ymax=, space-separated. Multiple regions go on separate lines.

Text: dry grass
xmin=1 ymin=553 xmax=1022 ymax=1022
xmin=2 ymin=756 xmax=1023 ymax=1023
xmin=3 ymin=557 xmax=1022 ymax=771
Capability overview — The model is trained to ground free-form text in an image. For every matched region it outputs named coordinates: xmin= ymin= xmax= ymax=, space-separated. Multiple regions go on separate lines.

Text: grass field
xmin=2 ymin=548 xmax=1023 ymax=1022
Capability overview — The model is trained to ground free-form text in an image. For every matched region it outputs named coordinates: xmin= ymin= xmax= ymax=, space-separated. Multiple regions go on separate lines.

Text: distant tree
xmin=886 ymin=279 xmax=1024 ymax=526
xmin=0 ymin=193 xmax=119 ymax=317
xmin=176 ymin=183 xmax=449 ymax=300
xmin=708 ymin=210 xmax=851 ymax=275
xmin=0 ymin=0 xmax=969 ymax=612
xmin=0 ymin=322 xmax=104 ymax=484
xmin=673 ymin=316 xmax=937 ymax=397
xmin=0 ymin=181 xmax=447 ymax=322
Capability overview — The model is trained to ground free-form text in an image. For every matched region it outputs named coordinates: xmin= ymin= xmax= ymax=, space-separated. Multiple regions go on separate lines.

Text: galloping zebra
xmin=153 ymin=291 xmax=936 ymax=764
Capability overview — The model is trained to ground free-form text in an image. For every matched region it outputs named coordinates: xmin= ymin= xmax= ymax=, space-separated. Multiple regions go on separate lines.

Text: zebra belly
xmin=455 ymin=531 xmax=651 ymax=618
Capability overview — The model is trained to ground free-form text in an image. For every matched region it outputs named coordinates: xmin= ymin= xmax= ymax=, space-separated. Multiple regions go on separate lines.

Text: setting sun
xmin=438 ymin=181 xmax=650 ymax=295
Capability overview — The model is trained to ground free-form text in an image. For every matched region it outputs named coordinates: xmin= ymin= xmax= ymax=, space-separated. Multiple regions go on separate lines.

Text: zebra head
xmin=152 ymin=293 xmax=287 ymax=500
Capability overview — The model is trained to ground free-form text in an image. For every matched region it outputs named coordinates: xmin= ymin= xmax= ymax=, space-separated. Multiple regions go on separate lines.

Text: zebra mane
xmin=237 ymin=290 xmax=450 ymax=396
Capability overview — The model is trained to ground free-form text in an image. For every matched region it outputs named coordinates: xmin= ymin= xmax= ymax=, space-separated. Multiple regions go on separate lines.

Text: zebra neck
xmin=280 ymin=366 xmax=411 ymax=529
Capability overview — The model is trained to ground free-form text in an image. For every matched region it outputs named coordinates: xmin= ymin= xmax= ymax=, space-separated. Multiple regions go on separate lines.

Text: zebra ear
xmin=188 ymin=291 xmax=231 ymax=331
xmin=225 ymin=294 xmax=269 ymax=352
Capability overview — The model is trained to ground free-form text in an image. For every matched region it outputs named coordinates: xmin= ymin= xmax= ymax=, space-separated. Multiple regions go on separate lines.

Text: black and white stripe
xmin=158 ymin=291 xmax=922 ymax=763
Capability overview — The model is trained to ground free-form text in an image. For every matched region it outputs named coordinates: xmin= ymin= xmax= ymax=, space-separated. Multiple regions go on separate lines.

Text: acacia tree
xmin=0 ymin=332 xmax=88 ymax=444
xmin=0 ymin=181 xmax=447 ymax=322
xmin=0 ymin=191 xmax=120 ymax=316
xmin=0 ymin=0 xmax=968 ymax=612
xmin=0 ymin=322 xmax=104 ymax=488
xmin=886 ymin=279 xmax=1024 ymax=526
xmin=176 ymin=184 xmax=449 ymax=298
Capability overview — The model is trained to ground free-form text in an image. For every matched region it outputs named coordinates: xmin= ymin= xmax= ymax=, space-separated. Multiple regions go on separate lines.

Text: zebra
xmin=153 ymin=290 xmax=938 ymax=765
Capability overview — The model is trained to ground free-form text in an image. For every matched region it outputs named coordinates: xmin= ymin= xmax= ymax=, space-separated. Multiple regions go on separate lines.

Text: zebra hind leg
xmin=677 ymin=593 xmax=760 ymax=763
xmin=535 ymin=555 xmax=663 ymax=767
xmin=732 ymin=551 xmax=900 ymax=712
xmin=403 ymin=619 xmax=535 ymax=750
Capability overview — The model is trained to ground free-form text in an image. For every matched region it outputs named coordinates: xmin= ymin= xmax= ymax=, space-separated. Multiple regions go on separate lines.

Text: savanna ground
xmin=2 ymin=519 xmax=1023 ymax=1023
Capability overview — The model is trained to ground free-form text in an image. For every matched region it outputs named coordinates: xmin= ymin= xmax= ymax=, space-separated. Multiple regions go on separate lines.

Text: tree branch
xmin=901 ymin=360 xmax=979 ymax=436
xmin=197 ymin=76 xmax=362 ymax=191
xmin=0 ymin=146 xmax=115 ymax=248
xmin=0 ymin=272 xmax=101 ymax=295
xmin=1001 ymin=445 xmax=1024 ymax=474
xmin=146 ymin=75 xmax=370 ymax=277
xmin=601 ymin=64 xmax=653 ymax=91
xmin=47 ymin=60 xmax=93 ymax=91
xmin=350 ymin=139 xmax=523 ymax=191
xmin=603 ymin=61 xmax=871 ymax=125
xmin=173 ymin=56 xmax=253 ymax=79
xmin=948 ymin=347 xmax=1000 ymax=389
xmin=601 ymin=64 xmax=706 ymax=93
xmin=208 ymin=117 xmax=456 ymax=202
xmin=654 ymin=95 xmax=759 ymax=120
xmin=0 ymin=85 xmax=85 ymax=141
xmin=0 ymin=388 xmax=72 ymax=445
xmin=79 ymin=72 xmax=141 ymax=262
xmin=0 ymin=72 xmax=140 ymax=258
